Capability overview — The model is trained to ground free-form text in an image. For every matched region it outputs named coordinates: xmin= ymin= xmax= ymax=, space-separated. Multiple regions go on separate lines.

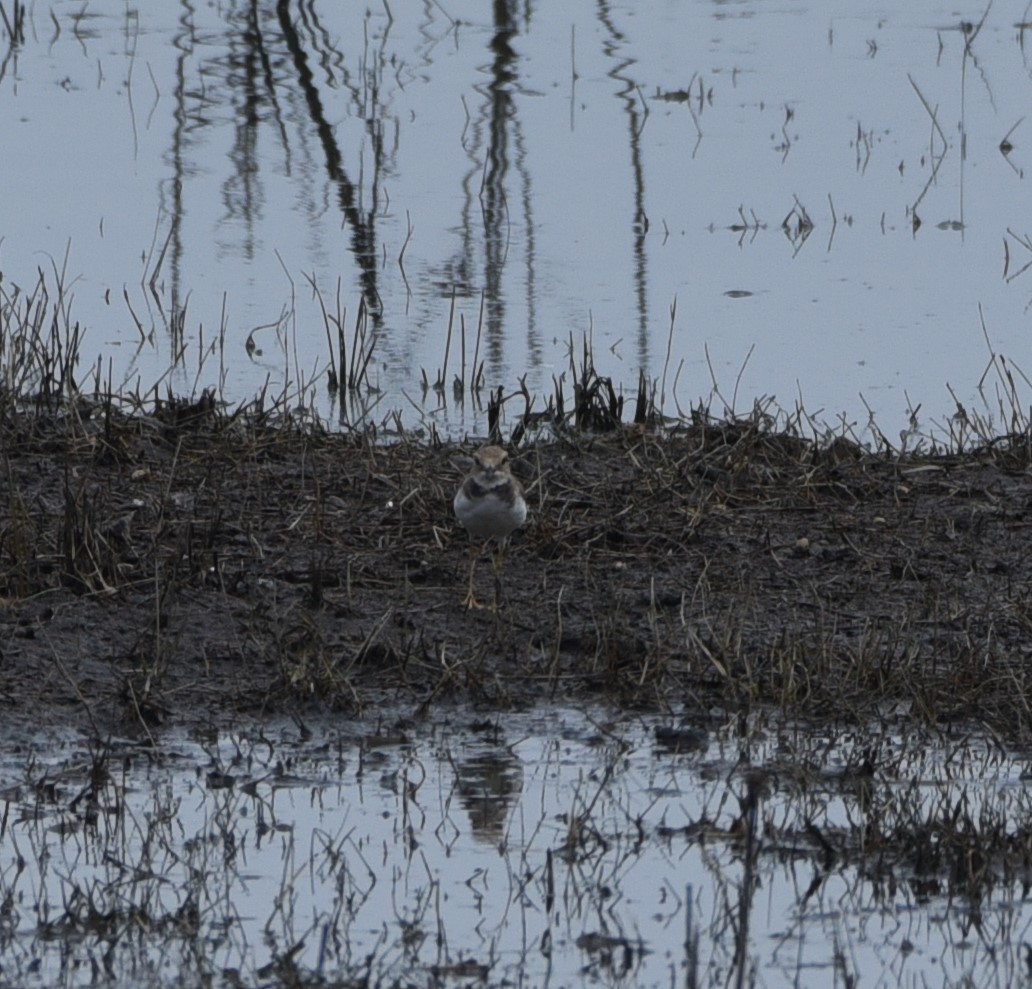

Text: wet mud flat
xmin=3 ymin=405 xmax=1032 ymax=742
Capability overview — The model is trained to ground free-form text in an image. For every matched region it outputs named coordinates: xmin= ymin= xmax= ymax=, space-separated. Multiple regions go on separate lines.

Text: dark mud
xmin=4 ymin=407 xmax=1032 ymax=741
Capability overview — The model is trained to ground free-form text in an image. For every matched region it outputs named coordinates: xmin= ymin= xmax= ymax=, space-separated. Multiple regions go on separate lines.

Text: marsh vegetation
xmin=4 ymin=272 xmax=1032 ymax=987
xmin=5 ymin=2 xmax=1032 ymax=985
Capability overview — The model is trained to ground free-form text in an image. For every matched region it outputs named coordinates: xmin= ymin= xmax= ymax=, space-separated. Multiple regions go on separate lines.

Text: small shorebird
xmin=453 ymin=444 xmax=528 ymax=609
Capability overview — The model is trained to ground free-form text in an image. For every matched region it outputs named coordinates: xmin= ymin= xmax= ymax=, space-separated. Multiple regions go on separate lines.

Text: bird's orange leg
xmin=462 ymin=542 xmax=487 ymax=610
xmin=490 ymin=542 xmax=508 ymax=610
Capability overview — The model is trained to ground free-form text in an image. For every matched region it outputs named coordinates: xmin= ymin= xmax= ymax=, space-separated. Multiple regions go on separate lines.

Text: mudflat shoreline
xmin=3 ymin=407 xmax=1031 ymax=742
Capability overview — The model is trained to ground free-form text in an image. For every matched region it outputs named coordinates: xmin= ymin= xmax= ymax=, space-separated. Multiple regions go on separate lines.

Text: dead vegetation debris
xmin=2 ymin=403 xmax=1032 ymax=743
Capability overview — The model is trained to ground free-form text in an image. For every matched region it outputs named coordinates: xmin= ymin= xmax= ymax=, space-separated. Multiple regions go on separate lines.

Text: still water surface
xmin=2 ymin=2 xmax=1031 ymax=440
xmin=1 ymin=710 xmax=1030 ymax=987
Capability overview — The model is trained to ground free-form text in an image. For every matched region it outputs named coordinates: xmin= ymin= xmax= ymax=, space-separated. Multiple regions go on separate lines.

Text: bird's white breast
xmin=454 ymin=481 xmax=527 ymax=539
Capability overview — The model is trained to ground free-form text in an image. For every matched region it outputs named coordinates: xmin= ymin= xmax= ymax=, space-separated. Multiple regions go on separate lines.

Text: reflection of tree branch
xmin=0 ymin=1 xmax=27 ymax=85
xmin=450 ymin=3 xmax=536 ymax=374
xmin=962 ymin=6 xmax=995 ymax=115
xmin=275 ymin=0 xmax=382 ymax=318
xmin=221 ymin=4 xmax=262 ymax=257
xmin=596 ymin=2 xmax=649 ymax=366
xmin=732 ymin=775 xmax=761 ymax=989
xmin=480 ymin=1 xmax=518 ymax=367
xmin=252 ymin=6 xmax=292 ymax=174
xmin=907 ymin=74 xmax=948 ymax=221
xmin=157 ymin=1 xmax=193 ymax=351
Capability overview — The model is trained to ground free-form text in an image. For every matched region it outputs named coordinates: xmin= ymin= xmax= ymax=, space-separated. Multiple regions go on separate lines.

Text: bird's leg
xmin=492 ymin=572 xmax=503 ymax=611
xmin=462 ymin=541 xmax=487 ymax=610
xmin=490 ymin=538 xmax=507 ymax=610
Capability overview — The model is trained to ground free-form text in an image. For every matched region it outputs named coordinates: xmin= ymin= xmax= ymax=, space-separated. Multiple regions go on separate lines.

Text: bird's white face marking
xmin=474 ymin=446 xmax=508 ymax=470
xmin=470 ymin=446 xmax=512 ymax=491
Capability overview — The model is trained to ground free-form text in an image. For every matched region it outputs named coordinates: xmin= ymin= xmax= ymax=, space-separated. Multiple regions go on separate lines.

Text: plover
xmin=453 ymin=445 xmax=528 ymax=609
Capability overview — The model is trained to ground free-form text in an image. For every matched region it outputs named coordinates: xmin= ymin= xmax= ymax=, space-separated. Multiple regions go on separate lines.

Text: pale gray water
xmin=1 ymin=2 xmax=1030 ymax=441
xmin=1 ymin=710 xmax=1031 ymax=988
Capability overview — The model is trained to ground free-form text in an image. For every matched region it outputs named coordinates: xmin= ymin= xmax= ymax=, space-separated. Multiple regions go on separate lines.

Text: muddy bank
xmin=3 ymin=407 xmax=1032 ymax=741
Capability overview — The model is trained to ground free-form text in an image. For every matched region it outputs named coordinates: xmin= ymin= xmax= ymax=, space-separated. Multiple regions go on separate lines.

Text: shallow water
xmin=2 ymin=709 xmax=1031 ymax=988
xmin=1 ymin=2 xmax=1031 ymax=441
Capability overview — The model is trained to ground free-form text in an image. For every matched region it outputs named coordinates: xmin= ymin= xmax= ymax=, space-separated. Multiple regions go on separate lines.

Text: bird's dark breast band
xmin=466 ymin=477 xmax=517 ymax=506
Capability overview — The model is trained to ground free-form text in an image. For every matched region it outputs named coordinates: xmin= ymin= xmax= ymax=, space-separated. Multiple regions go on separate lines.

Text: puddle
xmin=1 ymin=710 xmax=1030 ymax=987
